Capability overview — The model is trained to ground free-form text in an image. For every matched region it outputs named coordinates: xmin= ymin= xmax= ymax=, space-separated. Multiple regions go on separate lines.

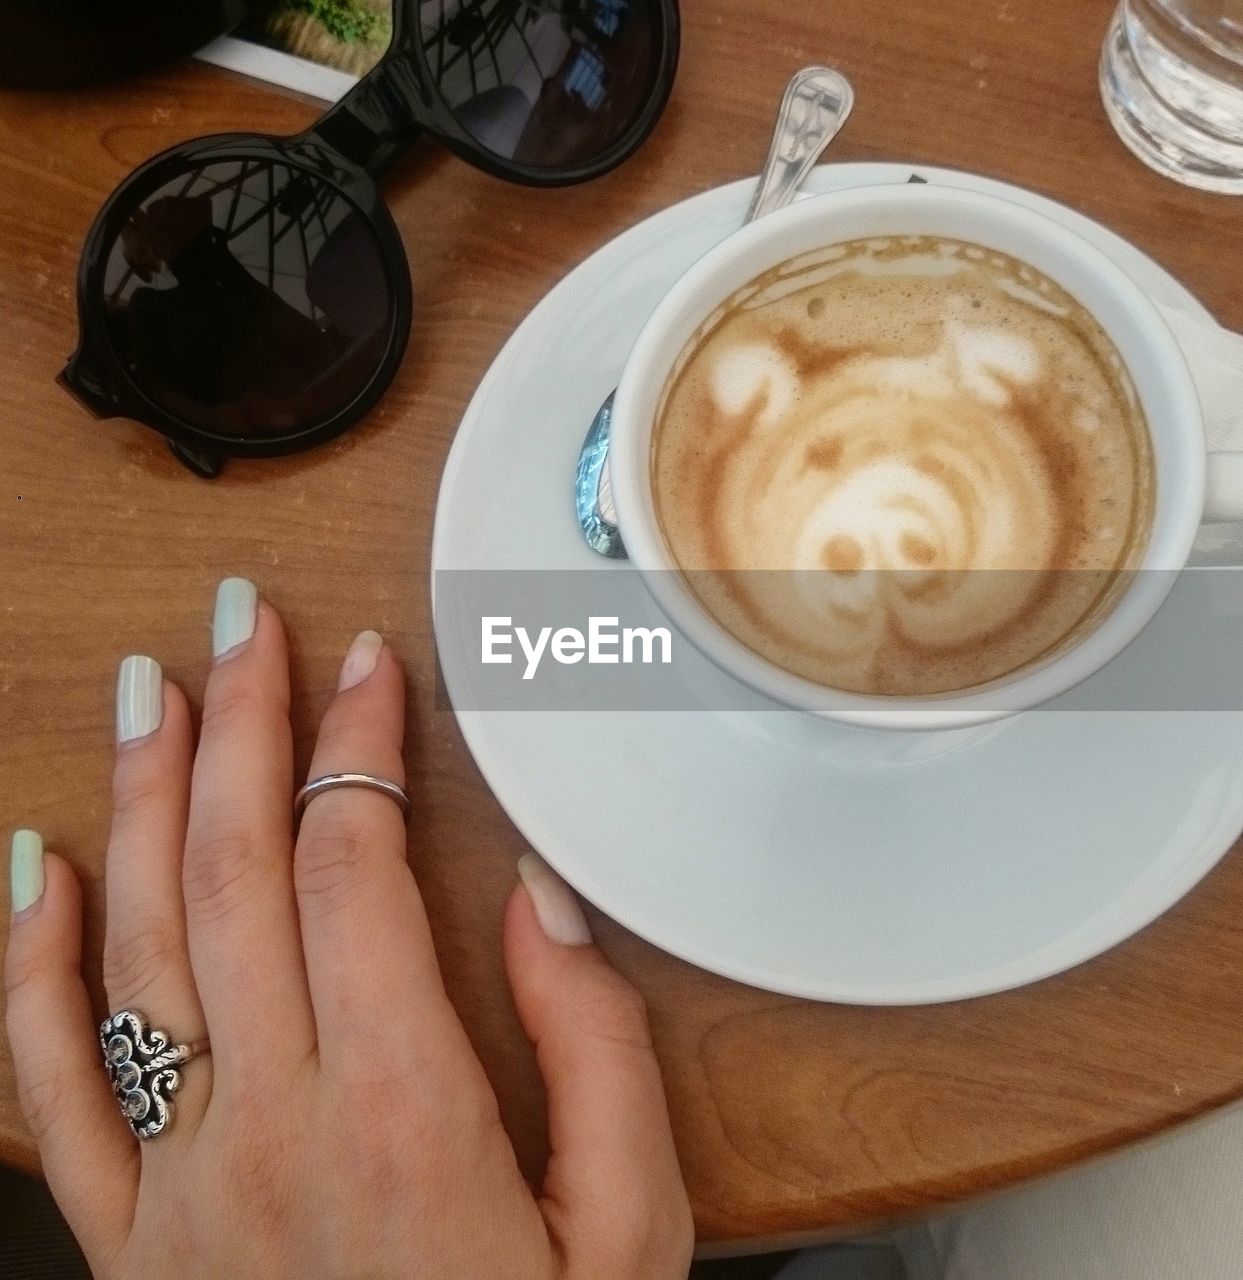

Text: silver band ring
xmin=295 ymin=772 xmax=412 ymax=824
xmin=100 ymin=1009 xmax=209 ymax=1141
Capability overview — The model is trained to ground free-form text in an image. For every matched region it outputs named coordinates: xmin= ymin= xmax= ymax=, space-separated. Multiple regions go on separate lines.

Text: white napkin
xmin=1155 ymin=303 xmax=1243 ymax=452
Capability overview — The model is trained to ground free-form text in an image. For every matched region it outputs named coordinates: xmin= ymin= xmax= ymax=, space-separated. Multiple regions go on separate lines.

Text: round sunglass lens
xmin=423 ymin=0 xmax=664 ymax=171
xmin=101 ymin=158 xmax=396 ymax=439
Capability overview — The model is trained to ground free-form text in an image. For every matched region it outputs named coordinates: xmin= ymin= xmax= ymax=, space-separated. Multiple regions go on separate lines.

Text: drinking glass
xmin=1100 ymin=0 xmax=1243 ymax=193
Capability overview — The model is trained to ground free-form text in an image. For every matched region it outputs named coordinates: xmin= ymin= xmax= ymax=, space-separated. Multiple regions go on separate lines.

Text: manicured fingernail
xmin=10 ymin=830 xmax=44 ymax=917
xmin=213 ymin=577 xmax=257 ymax=661
xmin=116 ymin=655 xmax=163 ymax=744
xmin=517 ymin=853 xmax=592 ymax=946
xmin=338 ymin=630 xmax=383 ymax=691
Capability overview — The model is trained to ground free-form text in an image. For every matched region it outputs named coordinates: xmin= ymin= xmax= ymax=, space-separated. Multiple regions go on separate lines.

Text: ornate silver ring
xmin=294 ymin=772 xmax=412 ymax=823
xmin=100 ymin=1009 xmax=208 ymax=1141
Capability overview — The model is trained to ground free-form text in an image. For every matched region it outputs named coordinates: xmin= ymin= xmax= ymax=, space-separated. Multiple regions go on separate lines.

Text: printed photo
xmin=197 ymin=0 xmax=394 ymax=101
xmin=239 ymin=0 xmax=393 ymax=77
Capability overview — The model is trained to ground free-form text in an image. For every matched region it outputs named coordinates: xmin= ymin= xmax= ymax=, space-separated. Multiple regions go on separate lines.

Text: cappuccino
xmin=651 ymin=236 xmax=1155 ymax=696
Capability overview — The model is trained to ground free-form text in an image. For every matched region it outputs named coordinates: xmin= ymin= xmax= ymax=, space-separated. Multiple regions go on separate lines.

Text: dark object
xmin=689 ymin=1253 xmax=800 ymax=1279
xmin=0 ymin=0 xmax=249 ymax=90
xmin=0 ymin=1165 xmax=89 ymax=1280
xmin=60 ymin=0 xmax=680 ymax=477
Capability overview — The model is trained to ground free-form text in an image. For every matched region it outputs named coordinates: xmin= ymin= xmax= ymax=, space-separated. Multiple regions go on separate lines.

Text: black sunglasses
xmin=61 ymin=0 xmax=679 ymax=477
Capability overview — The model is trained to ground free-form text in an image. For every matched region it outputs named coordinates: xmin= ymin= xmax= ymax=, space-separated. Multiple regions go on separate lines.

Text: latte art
xmin=652 ymin=236 xmax=1154 ymax=695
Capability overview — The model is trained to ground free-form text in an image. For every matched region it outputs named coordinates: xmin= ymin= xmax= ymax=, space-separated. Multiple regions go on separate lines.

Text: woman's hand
xmin=5 ymin=578 xmax=693 ymax=1279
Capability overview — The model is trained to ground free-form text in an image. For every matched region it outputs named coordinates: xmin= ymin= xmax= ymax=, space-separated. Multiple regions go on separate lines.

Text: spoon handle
xmin=744 ymin=66 xmax=855 ymax=225
xmin=574 ymin=65 xmax=855 ymax=560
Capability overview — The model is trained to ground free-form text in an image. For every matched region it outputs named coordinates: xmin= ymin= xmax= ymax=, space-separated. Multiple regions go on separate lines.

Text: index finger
xmin=294 ymin=631 xmax=480 ymax=1086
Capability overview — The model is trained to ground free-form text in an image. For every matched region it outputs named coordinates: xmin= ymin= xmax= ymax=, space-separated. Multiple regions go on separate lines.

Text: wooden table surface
xmin=2 ymin=0 xmax=1243 ymax=1252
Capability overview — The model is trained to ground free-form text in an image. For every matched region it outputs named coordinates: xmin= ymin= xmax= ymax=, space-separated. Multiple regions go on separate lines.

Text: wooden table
xmin=2 ymin=0 xmax=1242 ymax=1253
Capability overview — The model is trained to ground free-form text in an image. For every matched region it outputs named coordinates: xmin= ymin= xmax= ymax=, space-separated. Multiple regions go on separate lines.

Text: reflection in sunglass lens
xmin=101 ymin=159 xmax=396 ymax=439
xmin=423 ymin=0 xmax=659 ymax=170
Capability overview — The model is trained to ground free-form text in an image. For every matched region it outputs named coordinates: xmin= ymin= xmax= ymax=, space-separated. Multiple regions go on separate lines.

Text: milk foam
xmin=652 ymin=236 xmax=1154 ymax=695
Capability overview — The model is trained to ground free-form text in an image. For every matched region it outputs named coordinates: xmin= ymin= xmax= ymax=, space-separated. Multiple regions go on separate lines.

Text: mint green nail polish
xmin=213 ymin=577 xmax=257 ymax=661
xmin=10 ymin=830 xmax=44 ymax=916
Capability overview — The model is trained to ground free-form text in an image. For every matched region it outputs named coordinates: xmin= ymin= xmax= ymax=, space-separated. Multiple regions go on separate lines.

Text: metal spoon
xmin=574 ymin=65 xmax=855 ymax=558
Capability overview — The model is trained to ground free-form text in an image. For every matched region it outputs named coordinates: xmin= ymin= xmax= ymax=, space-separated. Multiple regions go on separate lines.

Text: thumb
xmin=503 ymin=854 xmax=693 ymax=1276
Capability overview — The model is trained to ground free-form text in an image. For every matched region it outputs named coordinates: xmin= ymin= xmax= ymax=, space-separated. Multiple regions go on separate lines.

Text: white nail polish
xmin=213 ymin=577 xmax=257 ymax=661
xmin=116 ymin=655 xmax=163 ymax=744
xmin=517 ymin=853 xmax=593 ymax=946
xmin=338 ymin=630 xmax=383 ymax=691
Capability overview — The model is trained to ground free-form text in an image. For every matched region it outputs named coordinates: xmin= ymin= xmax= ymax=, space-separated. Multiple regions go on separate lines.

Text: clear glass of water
xmin=1100 ymin=0 xmax=1243 ymax=193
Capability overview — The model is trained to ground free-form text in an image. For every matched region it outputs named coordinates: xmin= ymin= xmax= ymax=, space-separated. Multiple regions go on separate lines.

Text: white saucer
xmin=432 ymin=163 xmax=1243 ymax=1004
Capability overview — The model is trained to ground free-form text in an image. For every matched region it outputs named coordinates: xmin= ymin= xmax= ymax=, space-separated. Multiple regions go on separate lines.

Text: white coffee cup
xmin=609 ymin=183 xmax=1243 ymax=731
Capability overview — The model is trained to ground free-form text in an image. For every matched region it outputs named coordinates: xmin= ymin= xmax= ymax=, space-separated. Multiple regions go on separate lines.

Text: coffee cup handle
xmin=1206 ymin=453 xmax=1243 ymax=523
xmin=1155 ymin=303 xmax=1243 ymax=523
